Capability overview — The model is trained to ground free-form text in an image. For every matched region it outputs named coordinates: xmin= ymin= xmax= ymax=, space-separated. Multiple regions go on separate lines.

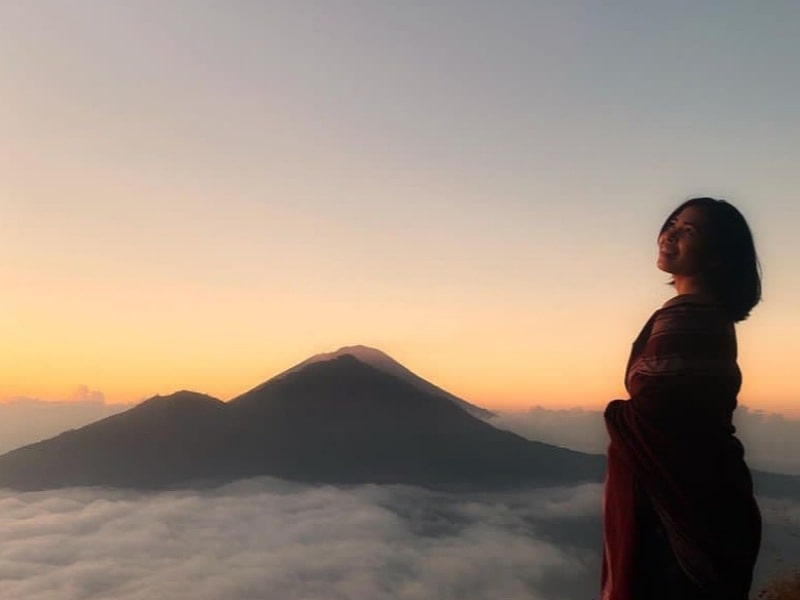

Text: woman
xmin=602 ymin=197 xmax=762 ymax=600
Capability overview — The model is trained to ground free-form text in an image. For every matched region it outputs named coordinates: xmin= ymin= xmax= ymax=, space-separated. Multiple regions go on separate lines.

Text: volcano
xmin=0 ymin=352 xmax=603 ymax=490
xmin=269 ymin=345 xmax=494 ymax=418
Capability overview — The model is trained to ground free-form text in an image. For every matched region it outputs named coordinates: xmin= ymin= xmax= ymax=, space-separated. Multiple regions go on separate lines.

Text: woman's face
xmin=657 ymin=205 xmax=713 ymax=277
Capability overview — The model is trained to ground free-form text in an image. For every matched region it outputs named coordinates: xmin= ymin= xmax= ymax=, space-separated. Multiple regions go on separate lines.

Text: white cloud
xmin=0 ymin=480 xmax=601 ymax=600
xmin=0 ymin=479 xmax=794 ymax=600
xmin=67 ymin=385 xmax=106 ymax=404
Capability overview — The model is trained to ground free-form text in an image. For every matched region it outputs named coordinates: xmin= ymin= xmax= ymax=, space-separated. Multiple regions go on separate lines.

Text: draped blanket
xmin=602 ymin=295 xmax=761 ymax=600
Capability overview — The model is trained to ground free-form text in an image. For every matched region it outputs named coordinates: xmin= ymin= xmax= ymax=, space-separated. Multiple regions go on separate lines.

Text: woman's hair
xmin=659 ymin=197 xmax=762 ymax=322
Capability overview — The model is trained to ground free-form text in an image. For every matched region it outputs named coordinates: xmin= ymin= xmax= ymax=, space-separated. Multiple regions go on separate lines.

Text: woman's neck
xmin=673 ymin=275 xmax=711 ymax=297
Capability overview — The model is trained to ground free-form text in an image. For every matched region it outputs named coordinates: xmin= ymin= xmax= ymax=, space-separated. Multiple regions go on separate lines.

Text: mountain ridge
xmin=0 ymin=354 xmax=601 ymax=490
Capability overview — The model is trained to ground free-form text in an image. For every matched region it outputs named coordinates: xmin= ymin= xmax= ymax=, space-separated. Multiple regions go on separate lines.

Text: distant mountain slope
xmin=0 ymin=391 xmax=234 ymax=489
xmin=0 ymin=357 xmax=602 ymax=491
xmin=263 ymin=345 xmax=494 ymax=418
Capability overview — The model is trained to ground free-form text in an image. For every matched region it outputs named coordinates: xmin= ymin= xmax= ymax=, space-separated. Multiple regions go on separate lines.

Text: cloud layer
xmin=0 ymin=479 xmax=796 ymax=600
xmin=0 ymin=480 xmax=602 ymax=600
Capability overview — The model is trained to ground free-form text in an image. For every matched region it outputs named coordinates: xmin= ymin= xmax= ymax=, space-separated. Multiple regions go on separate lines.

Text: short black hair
xmin=659 ymin=197 xmax=762 ymax=322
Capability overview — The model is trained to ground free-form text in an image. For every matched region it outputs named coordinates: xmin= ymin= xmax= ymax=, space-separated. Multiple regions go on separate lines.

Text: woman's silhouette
xmin=602 ymin=197 xmax=762 ymax=600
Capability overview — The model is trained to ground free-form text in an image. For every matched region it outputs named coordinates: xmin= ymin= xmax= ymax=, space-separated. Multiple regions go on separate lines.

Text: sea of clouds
xmin=0 ymin=479 xmax=601 ymax=600
xmin=0 ymin=479 xmax=797 ymax=600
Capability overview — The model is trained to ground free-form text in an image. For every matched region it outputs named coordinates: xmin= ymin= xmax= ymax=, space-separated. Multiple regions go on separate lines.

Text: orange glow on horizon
xmin=3 ymin=339 xmax=796 ymax=419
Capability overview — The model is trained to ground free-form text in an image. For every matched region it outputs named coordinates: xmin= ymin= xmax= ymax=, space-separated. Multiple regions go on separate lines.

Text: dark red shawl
xmin=602 ymin=295 xmax=761 ymax=600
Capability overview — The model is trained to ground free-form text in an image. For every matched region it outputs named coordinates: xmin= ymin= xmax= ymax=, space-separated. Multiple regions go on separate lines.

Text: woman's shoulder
xmin=652 ymin=294 xmax=732 ymax=336
xmin=661 ymin=293 xmax=718 ymax=310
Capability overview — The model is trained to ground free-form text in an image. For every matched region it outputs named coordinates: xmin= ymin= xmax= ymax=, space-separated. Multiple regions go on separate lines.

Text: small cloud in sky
xmin=67 ymin=384 xmax=106 ymax=404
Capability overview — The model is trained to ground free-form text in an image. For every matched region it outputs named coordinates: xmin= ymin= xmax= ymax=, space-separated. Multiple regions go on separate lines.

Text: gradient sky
xmin=2 ymin=1 xmax=799 ymax=415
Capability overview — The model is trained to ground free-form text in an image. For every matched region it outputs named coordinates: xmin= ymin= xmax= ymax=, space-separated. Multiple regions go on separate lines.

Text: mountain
xmin=4 ymin=352 xmax=796 ymax=498
xmin=226 ymin=355 xmax=599 ymax=484
xmin=0 ymin=355 xmax=602 ymax=491
xmin=260 ymin=345 xmax=493 ymax=418
xmin=0 ymin=391 xmax=235 ymax=489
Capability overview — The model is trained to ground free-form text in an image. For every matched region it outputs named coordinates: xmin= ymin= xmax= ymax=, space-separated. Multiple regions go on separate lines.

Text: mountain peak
xmin=138 ymin=390 xmax=224 ymax=410
xmin=263 ymin=345 xmax=493 ymax=418
xmin=304 ymin=345 xmax=392 ymax=364
xmin=146 ymin=390 xmax=219 ymax=401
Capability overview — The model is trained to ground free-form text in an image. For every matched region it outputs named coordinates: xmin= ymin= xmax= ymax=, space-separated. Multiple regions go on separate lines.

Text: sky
xmin=0 ymin=478 xmax=797 ymax=600
xmin=2 ymin=1 xmax=799 ymax=414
